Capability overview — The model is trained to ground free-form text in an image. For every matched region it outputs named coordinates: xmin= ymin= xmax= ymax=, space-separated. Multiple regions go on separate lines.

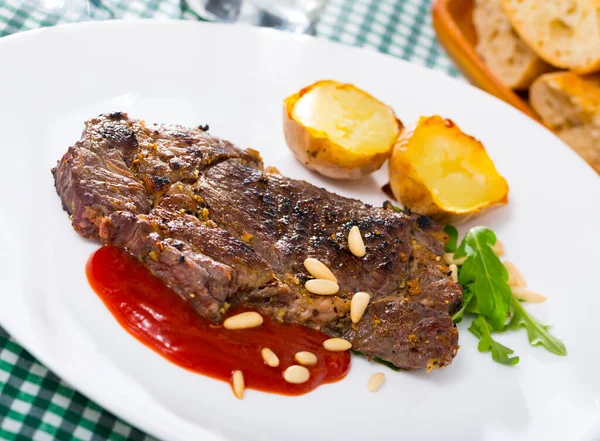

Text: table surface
xmin=0 ymin=1 xmax=458 ymax=439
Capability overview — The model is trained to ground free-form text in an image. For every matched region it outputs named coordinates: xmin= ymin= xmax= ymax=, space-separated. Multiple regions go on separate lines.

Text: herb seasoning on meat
xmin=53 ymin=113 xmax=462 ymax=370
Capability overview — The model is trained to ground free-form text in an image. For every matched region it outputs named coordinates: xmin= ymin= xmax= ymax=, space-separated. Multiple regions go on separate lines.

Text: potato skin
xmin=389 ymin=116 xmax=508 ymax=224
xmin=283 ymin=81 xmax=403 ymax=180
xmin=389 ymin=122 xmax=440 ymax=215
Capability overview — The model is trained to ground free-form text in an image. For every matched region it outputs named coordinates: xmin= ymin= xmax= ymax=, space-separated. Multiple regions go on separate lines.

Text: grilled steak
xmin=53 ymin=113 xmax=462 ymax=370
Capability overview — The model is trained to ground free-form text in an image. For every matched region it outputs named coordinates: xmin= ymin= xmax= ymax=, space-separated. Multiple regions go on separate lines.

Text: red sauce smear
xmin=86 ymin=246 xmax=351 ymax=396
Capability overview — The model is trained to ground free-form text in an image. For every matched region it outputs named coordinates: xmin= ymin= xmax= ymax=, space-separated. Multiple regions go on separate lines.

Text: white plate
xmin=0 ymin=20 xmax=599 ymax=441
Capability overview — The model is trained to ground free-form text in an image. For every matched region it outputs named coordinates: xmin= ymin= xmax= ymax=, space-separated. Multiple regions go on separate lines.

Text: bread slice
xmin=474 ymin=0 xmax=552 ymax=89
xmin=502 ymin=0 xmax=600 ymax=74
xmin=530 ymin=72 xmax=600 ymax=172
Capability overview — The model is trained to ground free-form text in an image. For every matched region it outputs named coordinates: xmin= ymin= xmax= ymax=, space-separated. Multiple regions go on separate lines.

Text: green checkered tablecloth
xmin=0 ymin=1 xmax=458 ymax=440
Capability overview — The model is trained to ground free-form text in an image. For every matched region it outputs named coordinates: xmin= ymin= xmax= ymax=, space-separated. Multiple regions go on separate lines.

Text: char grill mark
xmin=52 ymin=113 xmax=462 ymax=369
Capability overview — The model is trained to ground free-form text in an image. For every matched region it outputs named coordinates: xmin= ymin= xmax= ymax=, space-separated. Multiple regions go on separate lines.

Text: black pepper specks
xmin=417 ymin=215 xmax=433 ymax=230
xmin=152 ymin=176 xmax=170 ymax=191
xmin=106 ymin=111 xmax=123 ymax=120
xmin=100 ymin=122 xmax=138 ymax=150
xmin=169 ymin=158 xmax=183 ymax=170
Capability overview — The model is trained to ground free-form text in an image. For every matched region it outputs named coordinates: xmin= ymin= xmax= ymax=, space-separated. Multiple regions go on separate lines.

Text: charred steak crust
xmin=53 ymin=113 xmax=462 ymax=370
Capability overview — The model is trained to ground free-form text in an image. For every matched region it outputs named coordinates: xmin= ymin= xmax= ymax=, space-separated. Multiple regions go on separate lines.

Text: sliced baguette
xmin=502 ymin=0 xmax=600 ymax=74
xmin=474 ymin=0 xmax=552 ymax=89
xmin=530 ymin=72 xmax=600 ymax=172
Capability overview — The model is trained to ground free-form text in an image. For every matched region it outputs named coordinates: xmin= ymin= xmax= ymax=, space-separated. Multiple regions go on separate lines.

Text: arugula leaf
xmin=351 ymin=350 xmax=402 ymax=371
xmin=371 ymin=356 xmax=402 ymax=371
xmin=507 ymin=297 xmax=567 ymax=356
xmin=384 ymin=201 xmax=404 ymax=213
xmin=454 ymin=227 xmax=511 ymax=331
xmin=450 ymin=226 xmax=567 ymax=365
xmin=469 ymin=316 xmax=520 ymax=365
xmin=451 ymin=286 xmax=472 ymax=323
xmin=465 ymin=293 xmax=481 ymax=315
xmin=444 ymin=225 xmax=459 ymax=253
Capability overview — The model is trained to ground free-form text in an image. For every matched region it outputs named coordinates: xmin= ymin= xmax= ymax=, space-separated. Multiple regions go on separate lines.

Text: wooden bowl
xmin=432 ymin=0 xmax=600 ymax=174
xmin=431 ymin=0 xmax=540 ymax=122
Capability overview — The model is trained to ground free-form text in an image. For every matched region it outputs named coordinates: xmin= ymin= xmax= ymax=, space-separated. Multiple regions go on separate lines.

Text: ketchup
xmin=86 ymin=247 xmax=351 ymax=396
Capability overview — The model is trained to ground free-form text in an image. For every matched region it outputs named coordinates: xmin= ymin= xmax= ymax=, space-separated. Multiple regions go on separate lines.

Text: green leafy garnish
xmin=350 ymin=218 xmax=567 ymax=370
xmin=351 ymin=350 xmax=402 ymax=371
xmin=507 ymin=297 xmax=567 ymax=356
xmin=448 ymin=224 xmax=567 ymax=366
xmin=465 ymin=294 xmax=481 ymax=315
xmin=469 ymin=316 xmax=520 ymax=365
xmin=371 ymin=356 xmax=402 ymax=371
xmin=451 ymin=286 xmax=472 ymax=323
xmin=443 ymin=224 xmax=459 ymax=253
xmin=454 ymin=227 xmax=511 ymax=331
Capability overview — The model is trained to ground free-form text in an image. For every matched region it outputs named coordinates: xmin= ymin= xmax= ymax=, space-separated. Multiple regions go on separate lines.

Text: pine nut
xmin=367 ymin=372 xmax=385 ymax=392
xmin=503 ymin=261 xmax=527 ymax=287
xmin=492 ymin=240 xmax=505 ymax=257
xmin=443 ymin=252 xmax=466 ymax=266
xmin=223 ymin=311 xmax=263 ymax=330
xmin=261 ymin=347 xmax=279 ymax=367
xmin=305 ymin=279 xmax=339 ymax=295
xmin=449 ymin=264 xmax=458 ymax=283
xmin=304 ymin=258 xmax=337 ymax=282
xmin=511 ymin=287 xmax=546 ymax=303
xmin=454 ymin=256 xmax=466 ymax=265
xmin=295 ymin=351 xmax=318 ymax=366
xmin=323 ymin=338 xmax=352 ymax=351
xmin=283 ymin=365 xmax=310 ymax=384
xmin=232 ymin=370 xmax=244 ymax=399
xmin=348 ymin=226 xmax=366 ymax=257
xmin=351 ymin=291 xmax=371 ymax=323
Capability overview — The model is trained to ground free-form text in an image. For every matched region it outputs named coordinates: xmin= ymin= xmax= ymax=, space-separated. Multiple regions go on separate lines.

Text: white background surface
xmin=0 ymin=20 xmax=599 ymax=441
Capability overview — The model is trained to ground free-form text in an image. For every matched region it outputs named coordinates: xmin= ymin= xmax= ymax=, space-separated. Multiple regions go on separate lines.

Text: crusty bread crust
xmin=530 ymin=72 xmax=600 ymax=172
xmin=502 ymin=0 xmax=600 ymax=74
xmin=474 ymin=0 xmax=552 ymax=89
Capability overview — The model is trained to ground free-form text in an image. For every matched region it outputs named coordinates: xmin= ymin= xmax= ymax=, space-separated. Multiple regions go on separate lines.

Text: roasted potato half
xmin=389 ymin=116 xmax=509 ymax=222
xmin=283 ymin=80 xmax=403 ymax=180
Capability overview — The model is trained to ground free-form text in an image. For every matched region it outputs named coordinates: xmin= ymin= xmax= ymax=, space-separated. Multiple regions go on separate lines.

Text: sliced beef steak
xmin=53 ymin=113 xmax=462 ymax=370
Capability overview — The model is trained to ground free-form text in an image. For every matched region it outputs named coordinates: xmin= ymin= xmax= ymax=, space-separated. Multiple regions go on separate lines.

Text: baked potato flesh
xmin=292 ymin=82 xmax=399 ymax=155
xmin=389 ymin=116 xmax=508 ymax=222
xmin=284 ymin=80 xmax=402 ymax=180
